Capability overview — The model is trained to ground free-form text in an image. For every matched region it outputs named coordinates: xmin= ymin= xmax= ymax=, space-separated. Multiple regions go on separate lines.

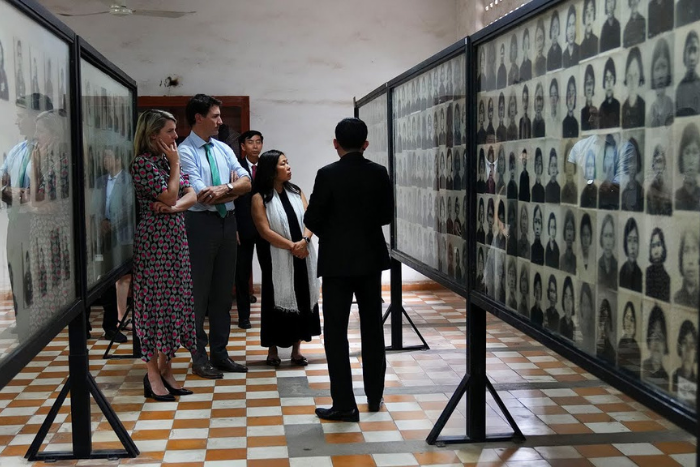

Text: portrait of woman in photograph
xmin=600 ymin=0 xmax=621 ymax=52
xmin=563 ymin=76 xmax=579 ymax=137
xmin=560 ymin=209 xmax=577 ymax=274
xmin=446 ymin=104 xmax=454 ymax=148
xmin=533 ymin=82 xmax=546 ymax=137
xmin=521 ymin=28 xmax=533 ymax=82
xmin=581 ymin=0 xmax=599 ymax=60
xmin=531 ymin=273 xmax=545 ymax=325
xmin=487 ymin=43 xmax=498 ymax=91
xmin=507 ymin=258 xmax=518 ymax=310
xmin=546 ymin=148 xmax=561 ymax=203
xmin=533 ymin=147 xmax=546 ymax=202
xmin=454 ymin=197 xmax=463 ymax=237
xmin=477 ymin=101 xmax=487 ymax=144
xmin=446 ymin=197 xmax=454 ymax=235
xmin=618 ymin=301 xmax=641 ymax=377
xmin=520 ymin=85 xmax=532 ymax=139
xmin=676 ymin=31 xmax=700 ymax=117
xmin=486 ymin=198 xmax=495 ymax=245
xmin=549 ymin=78 xmax=560 ymax=120
xmin=579 ymin=283 xmax=596 ymax=354
xmin=599 ymin=58 xmax=621 ymax=129
xmin=532 ymin=205 xmax=545 ymax=264
xmin=646 ymin=227 xmax=670 ymax=301
xmin=560 ymin=276 xmax=576 ymax=339
xmin=672 ymin=320 xmax=697 ymax=402
xmin=548 ymin=10 xmax=563 ymax=71
xmin=486 ymin=98 xmax=496 ymax=143
xmin=597 ymin=298 xmax=617 ymax=365
xmin=581 ymin=150 xmax=599 ymax=208
xmin=478 ymin=49 xmax=487 ymax=92
xmin=477 ymin=149 xmax=487 ymax=193
xmin=477 ymin=199 xmax=486 ymax=245
xmin=486 ymin=146 xmax=497 ymax=194
xmin=507 ymin=152 xmax=518 ymax=199
xmin=534 ymin=19 xmax=547 ymax=77
xmin=676 ymin=0 xmax=700 ymax=27
xmin=623 ymin=0 xmax=646 ymax=47
xmin=648 ymin=0 xmax=673 ymax=38
xmin=598 ymin=214 xmax=618 ymax=288
xmin=497 ymin=253 xmax=506 ymax=303
xmin=519 ymin=266 xmax=530 ymax=317
xmin=439 ymin=151 xmax=446 ymax=189
xmin=599 ymin=135 xmax=620 ymax=210
xmin=498 ymin=43 xmax=507 ymax=89
xmin=563 ymin=6 xmax=580 ymax=68
xmin=0 ymin=40 xmax=8 ymax=101
xmin=453 ymin=148 xmax=462 ymax=191
xmin=620 ymin=137 xmax=644 ymax=211
xmin=446 ymin=149 xmax=454 ymax=190
xmin=582 ymin=65 xmax=599 ymax=131
xmin=621 ymin=47 xmax=645 ymax=129
xmin=647 ymin=145 xmax=673 ymax=215
xmin=438 ymin=196 xmax=446 ymax=234
xmin=477 ymin=247 xmax=486 ymax=292
xmin=648 ymin=38 xmax=674 ymax=127
xmin=507 ymin=93 xmax=519 ymax=141
xmin=545 ymin=212 xmax=560 ymax=268
xmin=496 ymin=146 xmax=507 ymax=194
xmin=497 ymin=93 xmax=507 ymax=142
xmin=562 ymin=150 xmax=578 ymax=205
xmin=545 ymin=274 xmax=560 ymax=332
xmin=675 ymin=229 xmax=700 ymax=308
xmin=496 ymin=200 xmax=507 ymax=250
xmin=518 ymin=205 xmax=530 ymax=259
xmin=580 ymin=213 xmax=594 ymax=272
xmin=643 ymin=305 xmax=669 ymax=390
xmin=509 ymin=34 xmax=520 ymax=86
xmin=619 ymin=217 xmax=642 ymax=292
xmin=676 ymin=123 xmax=700 ymax=211
xmin=519 ymin=150 xmax=531 ymax=202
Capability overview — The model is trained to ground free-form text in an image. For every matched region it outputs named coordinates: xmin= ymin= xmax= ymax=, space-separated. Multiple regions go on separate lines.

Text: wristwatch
xmin=302 ymin=236 xmax=311 ymax=244
xmin=226 ymin=183 xmax=234 ymax=193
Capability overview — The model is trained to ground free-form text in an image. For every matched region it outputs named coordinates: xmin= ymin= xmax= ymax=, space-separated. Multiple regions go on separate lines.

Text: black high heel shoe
xmin=161 ymin=376 xmax=193 ymax=396
xmin=143 ymin=375 xmax=176 ymax=402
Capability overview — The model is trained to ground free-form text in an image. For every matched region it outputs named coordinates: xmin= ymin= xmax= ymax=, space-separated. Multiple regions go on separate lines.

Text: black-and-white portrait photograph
xmin=618 ymin=214 xmax=644 ymax=292
xmin=530 ymin=268 xmax=545 ymax=326
xmin=548 ymin=73 xmax=563 ymax=137
xmin=531 ymin=146 xmax=547 ymax=202
xmin=577 ymin=281 xmax=597 ymax=354
xmin=0 ymin=38 xmax=9 ymax=101
xmin=531 ymin=203 xmax=545 ymax=265
xmin=581 ymin=0 xmax=599 ymax=60
xmin=533 ymin=81 xmax=546 ymax=136
xmin=562 ymin=73 xmax=580 ymax=137
xmin=507 ymin=256 xmax=519 ymax=310
xmin=675 ymin=29 xmax=700 ymax=117
xmin=670 ymin=309 xmax=697 ymax=405
xmin=621 ymin=47 xmax=646 ymax=129
xmin=600 ymin=56 xmax=622 ymax=129
xmin=646 ymin=223 xmax=672 ymax=302
xmin=617 ymin=292 xmax=642 ymax=377
xmin=545 ymin=205 xmax=561 ymax=269
xmin=13 ymin=37 xmax=26 ymax=98
xmin=600 ymin=0 xmax=622 ymax=52
xmin=507 ymin=199 xmax=519 ymax=256
xmin=560 ymin=207 xmax=578 ymax=274
xmin=546 ymin=141 xmax=562 ymax=203
xmin=646 ymin=131 xmax=674 ymax=215
xmin=647 ymin=36 xmax=674 ymax=127
xmin=673 ymin=225 xmax=700 ymax=309
xmin=597 ymin=290 xmax=618 ymax=366
xmin=598 ymin=212 xmax=619 ymax=289
xmin=548 ymin=9 xmax=564 ymax=71
xmin=562 ymin=140 xmax=578 ymax=204
xmin=600 ymin=133 xmax=621 ymax=210
xmin=642 ymin=301 xmax=671 ymax=390
xmin=675 ymin=121 xmax=700 ymax=211
xmin=582 ymin=64 xmax=599 ymax=132
xmin=518 ymin=202 xmax=531 ymax=259
xmin=521 ymin=26 xmax=533 ymax=82
xmin=620 ymin=131 xmax=645 ymax=211
xmin=519 ymin=260 xmax=531 ymax=316
xmin=578 ymin=210 xmax=597 ymax=282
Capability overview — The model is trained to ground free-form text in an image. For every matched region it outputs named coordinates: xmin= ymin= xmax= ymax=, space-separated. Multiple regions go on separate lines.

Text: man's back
xmin=304 ymin=151 xmax=392 ymax=278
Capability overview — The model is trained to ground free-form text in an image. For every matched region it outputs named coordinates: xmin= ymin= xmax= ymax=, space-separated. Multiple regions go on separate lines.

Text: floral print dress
xmin=131 ymin=153 xmax=196 ymax=362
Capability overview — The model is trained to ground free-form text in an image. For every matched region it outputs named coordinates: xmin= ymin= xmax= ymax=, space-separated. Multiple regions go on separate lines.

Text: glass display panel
xmin=475 ymin=0 xmax=699 ymax=410
xmin=392 ymin=54 xmax=467 ymax=286
xmin=358 ymin=93 xmax=390 ymax=244
xmin=81 ymin=59 xmax=135 ymax=289
xmin=0 ymin=1 xmax=75 ymax=352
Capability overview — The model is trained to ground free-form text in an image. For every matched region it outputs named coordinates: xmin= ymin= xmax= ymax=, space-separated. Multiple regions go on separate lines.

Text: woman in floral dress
xmin=130 ymin=109 xmax=197 ymax=401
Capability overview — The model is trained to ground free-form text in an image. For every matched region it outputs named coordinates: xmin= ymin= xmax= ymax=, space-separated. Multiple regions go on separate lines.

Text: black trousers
xmin=322 ymin=273 xmax=386 ymax=410
xmin=234 ymin=234 xmax=263 ymax=322
xmin=186 ymin=211 xmax=238 ymax=366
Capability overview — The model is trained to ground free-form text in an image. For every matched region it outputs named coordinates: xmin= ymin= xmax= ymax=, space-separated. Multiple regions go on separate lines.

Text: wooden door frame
xmin=137 ymin=96 xmax=250 ymax=133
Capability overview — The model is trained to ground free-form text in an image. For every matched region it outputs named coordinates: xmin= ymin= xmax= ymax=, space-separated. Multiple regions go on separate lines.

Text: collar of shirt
xmin=246 ymin=156 xmax=256 ymax=173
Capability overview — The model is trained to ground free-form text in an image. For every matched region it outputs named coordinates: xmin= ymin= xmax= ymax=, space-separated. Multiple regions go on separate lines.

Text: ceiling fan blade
xmin=131 ymin=9 xmax=195 ymax=18
xmin=58 ymin=10 xmax=110 ymax=16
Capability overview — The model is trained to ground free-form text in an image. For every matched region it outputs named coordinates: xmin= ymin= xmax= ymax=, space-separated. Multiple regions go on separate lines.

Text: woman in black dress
xmin=673 ymin=321 xmax=698 ymax=401
xmin=534 ymin=19 xmax=547 ymax=76
xmin=581 ymin=149 xmax=598 ymax=208
xmin=251 ymin=150 xmax=321 ymax=366
xmin=581 ymin=0 xmax=599 ymax=60
xmin=560 ymin=276 xmax=576 ymax=340
xmin=620 ymin=137 xmax=644 ymax=211
xmin=598 ymin=214 xmax=618 ymax=289
xmin=562 ymin=6 xmax=580 ymax=68
xmin=646 ymin=145 xmax=672 ymax=215
xmin=597 ymin=298 xmax=617 ymax=365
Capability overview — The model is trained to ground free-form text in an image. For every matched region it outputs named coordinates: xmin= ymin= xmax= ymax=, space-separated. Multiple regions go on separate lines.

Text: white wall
xmin=39 ymin=0 xmax=467 ymax=283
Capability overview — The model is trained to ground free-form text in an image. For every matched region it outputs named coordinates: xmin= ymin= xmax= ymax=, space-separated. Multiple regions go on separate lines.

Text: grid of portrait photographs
xmin=475 ymin=0 xmax=700 ymax=409
xmin=81 ymin=59 xmax=135 ymax=289
xmin=358 ymin=93 xmax=391 ymax=244
xmin=393 ymin=54 xmax=467 ymax=285
xmin=0 ymin=2 xmax=75 ymax=348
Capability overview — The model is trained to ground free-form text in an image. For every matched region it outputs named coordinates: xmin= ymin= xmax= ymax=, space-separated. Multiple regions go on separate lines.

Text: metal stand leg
xmin=426 ymin=303 xmax=523 ymax=445
xmin=103 ymin=298 xmax=141 ymax=360
xmin=383 ymin=259 xmax=429 ymax=351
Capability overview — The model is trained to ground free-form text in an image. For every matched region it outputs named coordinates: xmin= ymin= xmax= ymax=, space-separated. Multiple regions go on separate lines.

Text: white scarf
xmin=265 ymin=189 xmax=320 ymax=313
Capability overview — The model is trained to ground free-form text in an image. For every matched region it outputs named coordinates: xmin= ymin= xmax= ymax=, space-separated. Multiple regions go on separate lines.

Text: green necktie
xmin=204 ymin=143 xmax=227 ymax=218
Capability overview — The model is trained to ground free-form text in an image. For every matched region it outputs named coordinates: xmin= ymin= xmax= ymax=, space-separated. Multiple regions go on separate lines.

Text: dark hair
xmin=651 ymin=38 xmax=672 ymax=89
xmin=550 ymin=10 xmax=560 ymax=39
xmin=562 ymin=276 xmax=575 ymax=314
xmin=548 ymin=212 xmax=556 ymax=232
xmin=509 ymin=152 xmax=516 ymax=169
xmin=549 ymin=147 xmax=558 ymax=164
xmin=603 ymin=58 xmax=616 ymax=87
xmin=238 ymin=130 xmax=264 ymax=148
xmin=624 ymin=137 xmax=642 ymax=175
xmin=534 ymin=272 xmax=542 ymax=291
xmin=498 ymin=200 xmax=505 ymax=221
xmin=599 ymin=298 xmax=612 ymax=332
xmin=623 ymin=301 xmax=636 ymax=335
xmin=564 ymin=209 xmax=576 ymax=242
xmin=566 ymin=75 xmax=577 ymax=108
xmin=16 ymin=93 xmax=53 ymax=112
xmin=567 ymin=5 xmax=576 ymax=25
xmin=548 ymin=273 xmax=557 ymax=294
xmin=580 ymin=213 xmax=592 ymax=239
xmin=648 ymin=227 xmax=667 ymax=263
xmin=523 ymin=28 xmax=530 ymax=45
xmin=479 ymin=197 xmax=485 ymax=214
xmin=585 ymin=64 xmax=595 ymax=95
xmin=252 ymin=150 xmax=301 ymax=203
xmin=498 ymin=92 xmax=505 ymax=109
xmin=335 ymin=118 xmax=368 ymax=151
xmin=684 ymin=31 xmax=700 ymax=68
xmin=647 ymin=305 xmax=668 ymax=354
xmin=186 ymin=94 xmax=222 ymax=127
xmin=677 ymin=320 xmax=698 ymax=356
xmin=622 ymin=218 xmax=639 ymax=257
xmin=487 ymin=197 xmax=495 ymax=215
xmin=679 ymin=230 xmax=700 ymax=276
xmin=679 ymin=123 xmax=700 ymax=173
xmin=624 ymin=47 xmax=645 ymax=86
xmin=584 ymin=0 xmax=596 ymax=19
xmin=580 ymin=282 xmax=593 ymax=309
xmin=600 ymin=214 xmax=615 ymax=248
xmin=535 ymin=147 xmax=543 ymax=166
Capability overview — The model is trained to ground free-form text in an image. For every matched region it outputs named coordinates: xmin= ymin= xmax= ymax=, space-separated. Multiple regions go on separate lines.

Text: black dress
xmin=260 ymin=190 xmax=321 ymax=348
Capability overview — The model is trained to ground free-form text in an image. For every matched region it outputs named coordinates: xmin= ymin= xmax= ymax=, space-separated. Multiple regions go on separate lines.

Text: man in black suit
xmin=233 ymin=130 xmax=264 ymax=329
xmin=304 ymin=118 xmax=393 ymax=422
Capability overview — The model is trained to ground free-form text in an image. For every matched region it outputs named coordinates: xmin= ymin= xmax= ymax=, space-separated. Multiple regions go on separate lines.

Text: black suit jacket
xmin=233 ymin=156 xmax=258 ymax=240
xmin=304 ymin=151 xmax=392 ymax=277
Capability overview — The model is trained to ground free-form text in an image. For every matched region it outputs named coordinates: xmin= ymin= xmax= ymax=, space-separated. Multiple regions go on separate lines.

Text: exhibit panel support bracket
xmin=383 ymin=258 xmax=430 ymax=351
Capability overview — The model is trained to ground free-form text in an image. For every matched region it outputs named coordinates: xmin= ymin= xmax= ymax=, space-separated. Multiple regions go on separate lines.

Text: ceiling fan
xmin=58 ymin=3 xmax=195 ymax=19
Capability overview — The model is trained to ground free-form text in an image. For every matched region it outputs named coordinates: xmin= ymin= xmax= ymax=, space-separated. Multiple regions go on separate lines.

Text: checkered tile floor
xmin=0 ymin=286 xmax=695 ymax=466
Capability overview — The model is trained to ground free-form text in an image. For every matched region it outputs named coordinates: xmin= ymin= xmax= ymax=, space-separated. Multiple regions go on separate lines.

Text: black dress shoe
xmin=238 ymin=319 xmax=251 ymax=329
xmin=315 ymin=407 xmax=359 ymax=422
xmin=250 ymin=295 xmax=257 ymax=303
xmin=104 ymin=329 xmax=127 ymax=343
xmin=213 ymin=357 xmax=248 ymax=373
xmin=192 ymin=362 xmax=223 ymax=379
xmin=368 ymin=399 xmax=384 ymax=412
xmin=161 ymin=376 xmax=193 ymax=396
xmin=143 ymin=375 xmax=176 ymax=402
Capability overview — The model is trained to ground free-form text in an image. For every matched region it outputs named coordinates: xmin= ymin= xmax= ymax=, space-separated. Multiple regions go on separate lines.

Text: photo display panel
xmin=81 ymin=59 xmax=135 ymax=289
xmin=0 ymin=1 xmax=75 ymax=355
xmin=475 ymin=0 xmax=700 ymax=410
xmin=358 ymin=93 xmax=390 ymax=244
xmin=393 ymin=54 xmax=467 ymax=288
